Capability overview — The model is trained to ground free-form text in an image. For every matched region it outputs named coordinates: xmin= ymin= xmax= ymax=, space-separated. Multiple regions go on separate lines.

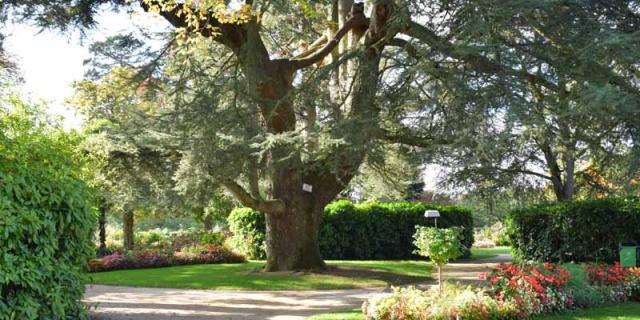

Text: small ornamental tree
xmin=413 ymin=227 xmax=463 ymax=293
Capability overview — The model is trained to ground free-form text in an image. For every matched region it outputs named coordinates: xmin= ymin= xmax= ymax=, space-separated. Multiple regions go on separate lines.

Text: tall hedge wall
xmin=228 ymin=200 xmax=474 ymax=260
xmin=506 ymin=198 xmax=640 ymax=263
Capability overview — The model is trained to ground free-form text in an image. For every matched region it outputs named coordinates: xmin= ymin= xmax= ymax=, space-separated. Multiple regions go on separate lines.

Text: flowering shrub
xmin=362 ymin=285 xmax=519 ymax=320
xmin=472 ymin=240 xmax=497 ymax=248
xmin=88 ymin=246 xmax=245 ymax=272
xmin=363 ymin=262 xmax=640 ymax=320
xmin=583 ymin=262 xmax=629 ymax=303
xmin=584 ymin=262 xmax=628 ymax=287
xmin=174 ymin=245 xmax=245 ymax=265
xmin=100 ymin=253 xmax=136 ymax=271
xmin=131 ymin=250 xmax=172 ymax=269
xmin=488 ymin=263 xmax=573 ymax=316
xmin=626 ymin=267 xmax=640 ymax=301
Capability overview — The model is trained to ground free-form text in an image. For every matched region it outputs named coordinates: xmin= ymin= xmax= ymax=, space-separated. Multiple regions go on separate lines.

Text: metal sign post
xmin=424 ymin=210 xmax=440 ymax=228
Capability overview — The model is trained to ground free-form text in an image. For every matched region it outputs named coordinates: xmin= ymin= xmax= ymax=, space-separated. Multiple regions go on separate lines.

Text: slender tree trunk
xmin=123 ymin=211 xmax=135 ymax=251
xmin=203 ymin=214 xmax=213 ymax=232
xmin=438 ymin=264 xmax=443 ymax=294
xmin=98 ymin=206 xmax=107 ymax=255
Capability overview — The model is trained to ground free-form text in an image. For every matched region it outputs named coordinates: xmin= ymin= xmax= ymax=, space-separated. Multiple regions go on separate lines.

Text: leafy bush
xmin=506 ymin=198 xmax=640 ymax=262
xmin=0 ymin=103 xmax=95 ymax=319
xmin=228 ymin=200 xmax=474 ymax=260
xmin=228 ymin=208 xmax=267 ymax=259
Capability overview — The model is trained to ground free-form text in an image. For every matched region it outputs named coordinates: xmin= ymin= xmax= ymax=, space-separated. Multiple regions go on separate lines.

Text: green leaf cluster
xmin=412 ymin=227 xmax=463 ymax=266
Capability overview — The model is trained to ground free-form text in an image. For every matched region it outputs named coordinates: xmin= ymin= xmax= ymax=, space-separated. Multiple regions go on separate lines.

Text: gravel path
xmin=85 ymin=285 xmax=382 ymax=320
xmin=85 ymin=254 xmax=512 ymax=320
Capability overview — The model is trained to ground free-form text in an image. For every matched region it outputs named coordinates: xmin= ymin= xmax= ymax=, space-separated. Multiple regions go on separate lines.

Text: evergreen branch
xmin=381 ymin=128 xmax=448 ymax=147
xmin=404 ymin=21 xmax=561 ymax=93
xmin=387 ymin=38 xmax=418 ymax=59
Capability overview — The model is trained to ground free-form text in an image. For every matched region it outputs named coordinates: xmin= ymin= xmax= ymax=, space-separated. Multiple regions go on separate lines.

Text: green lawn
xmin=537 ymin=303 xmax=640 ymax=319
xmin=85 ymin=260 xmax=432 ymax=290
xmin=308 ymin=309 xmax=361 ymax=320
xmin=468 ymin=246 xmax=512 ymax=260
xmin=309 ymin=304 xmax=640 ymax=320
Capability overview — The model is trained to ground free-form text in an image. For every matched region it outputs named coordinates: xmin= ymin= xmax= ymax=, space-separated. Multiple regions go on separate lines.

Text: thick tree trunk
xmin=264 ymin=203 xmax=326 ymax=271
xmin=123 ymin=211 xmax=135 ymax=251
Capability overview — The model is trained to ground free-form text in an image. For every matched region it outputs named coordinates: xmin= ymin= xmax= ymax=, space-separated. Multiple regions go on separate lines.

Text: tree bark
xmin=123 ymin=211 xmax=135 ymax=250
xmin=98 ymin=205 xmax=107 ymax=255
xmin=203 ymin=214 xmax=213 ymax=232
xmin=264 ymin=201 xmax=326 ymax=271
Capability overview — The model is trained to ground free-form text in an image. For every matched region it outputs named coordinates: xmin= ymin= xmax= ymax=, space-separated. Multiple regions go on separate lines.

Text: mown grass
xmin=307 ymin=309 xmax=361 ymax=320
xmin=536 ymin=303 xmax=640 ymax=319
xmin=468 ymin=246 xmax=512 ymax=260
xmin=85 ymin=260 xmax=432 ymax=290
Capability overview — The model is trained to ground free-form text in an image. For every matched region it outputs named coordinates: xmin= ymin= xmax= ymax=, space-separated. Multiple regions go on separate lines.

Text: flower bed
xmin=363 ymin=262 xmax=640 ymax=319
xmin=87 ymin=245 xmax=245 ymax=272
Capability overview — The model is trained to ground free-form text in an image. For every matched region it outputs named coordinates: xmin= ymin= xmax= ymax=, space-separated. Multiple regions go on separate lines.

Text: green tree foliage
xmin=413 ymin=227 xmax=463 ymax=292
xmin=0 ymin=98 xmax=95 ymax=319
xmin=419 ymin=0 xmax=640 ymax=201
xmin=348 ymin=144 xmax=423 ymax=201
xmin=507 ymin=197 xmax=640 ymax=263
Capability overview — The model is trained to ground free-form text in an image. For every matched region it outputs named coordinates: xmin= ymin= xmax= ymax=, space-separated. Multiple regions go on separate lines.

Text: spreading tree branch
xmin=291 ymin=13 xmax=369 ymax=70
xmin=223 ymin=180 xmax=285 ymax=214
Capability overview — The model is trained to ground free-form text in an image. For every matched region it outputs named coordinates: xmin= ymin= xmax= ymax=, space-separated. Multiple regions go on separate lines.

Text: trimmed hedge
xmin=228 ymin=200 xmax=474 ymax=260
xmin=506 ymin=197 xmax=640 ymax=263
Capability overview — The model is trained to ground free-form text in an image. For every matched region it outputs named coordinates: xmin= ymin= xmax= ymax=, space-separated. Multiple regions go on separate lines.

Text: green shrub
xmin=506 ymin=197 xmax=640 ymax=262
xmin=0 ymin=103 xmax=95 ymax=319
xmin=228 ymin=208 xmax=266 ymax=259
xmin=227 ymin=200 xmax=474 ymax=260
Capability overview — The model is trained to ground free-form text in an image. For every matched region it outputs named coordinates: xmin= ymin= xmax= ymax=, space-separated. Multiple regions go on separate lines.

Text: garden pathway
xmin=85 ymin=254 xmax=511 ymax=320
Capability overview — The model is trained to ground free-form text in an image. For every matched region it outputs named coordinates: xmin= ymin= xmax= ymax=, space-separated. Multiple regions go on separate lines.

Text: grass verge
xmin=468 ymin=246 xmax=511 ymax=260
xmin=309 ymin=303 xmax=640 ymax=320
xmin=85 ymin=260 xmax=432 ymax=290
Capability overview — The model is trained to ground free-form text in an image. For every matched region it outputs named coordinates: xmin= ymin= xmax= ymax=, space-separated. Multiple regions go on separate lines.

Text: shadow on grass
xmin=316 ymin=265 xmax=431 ymax=286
